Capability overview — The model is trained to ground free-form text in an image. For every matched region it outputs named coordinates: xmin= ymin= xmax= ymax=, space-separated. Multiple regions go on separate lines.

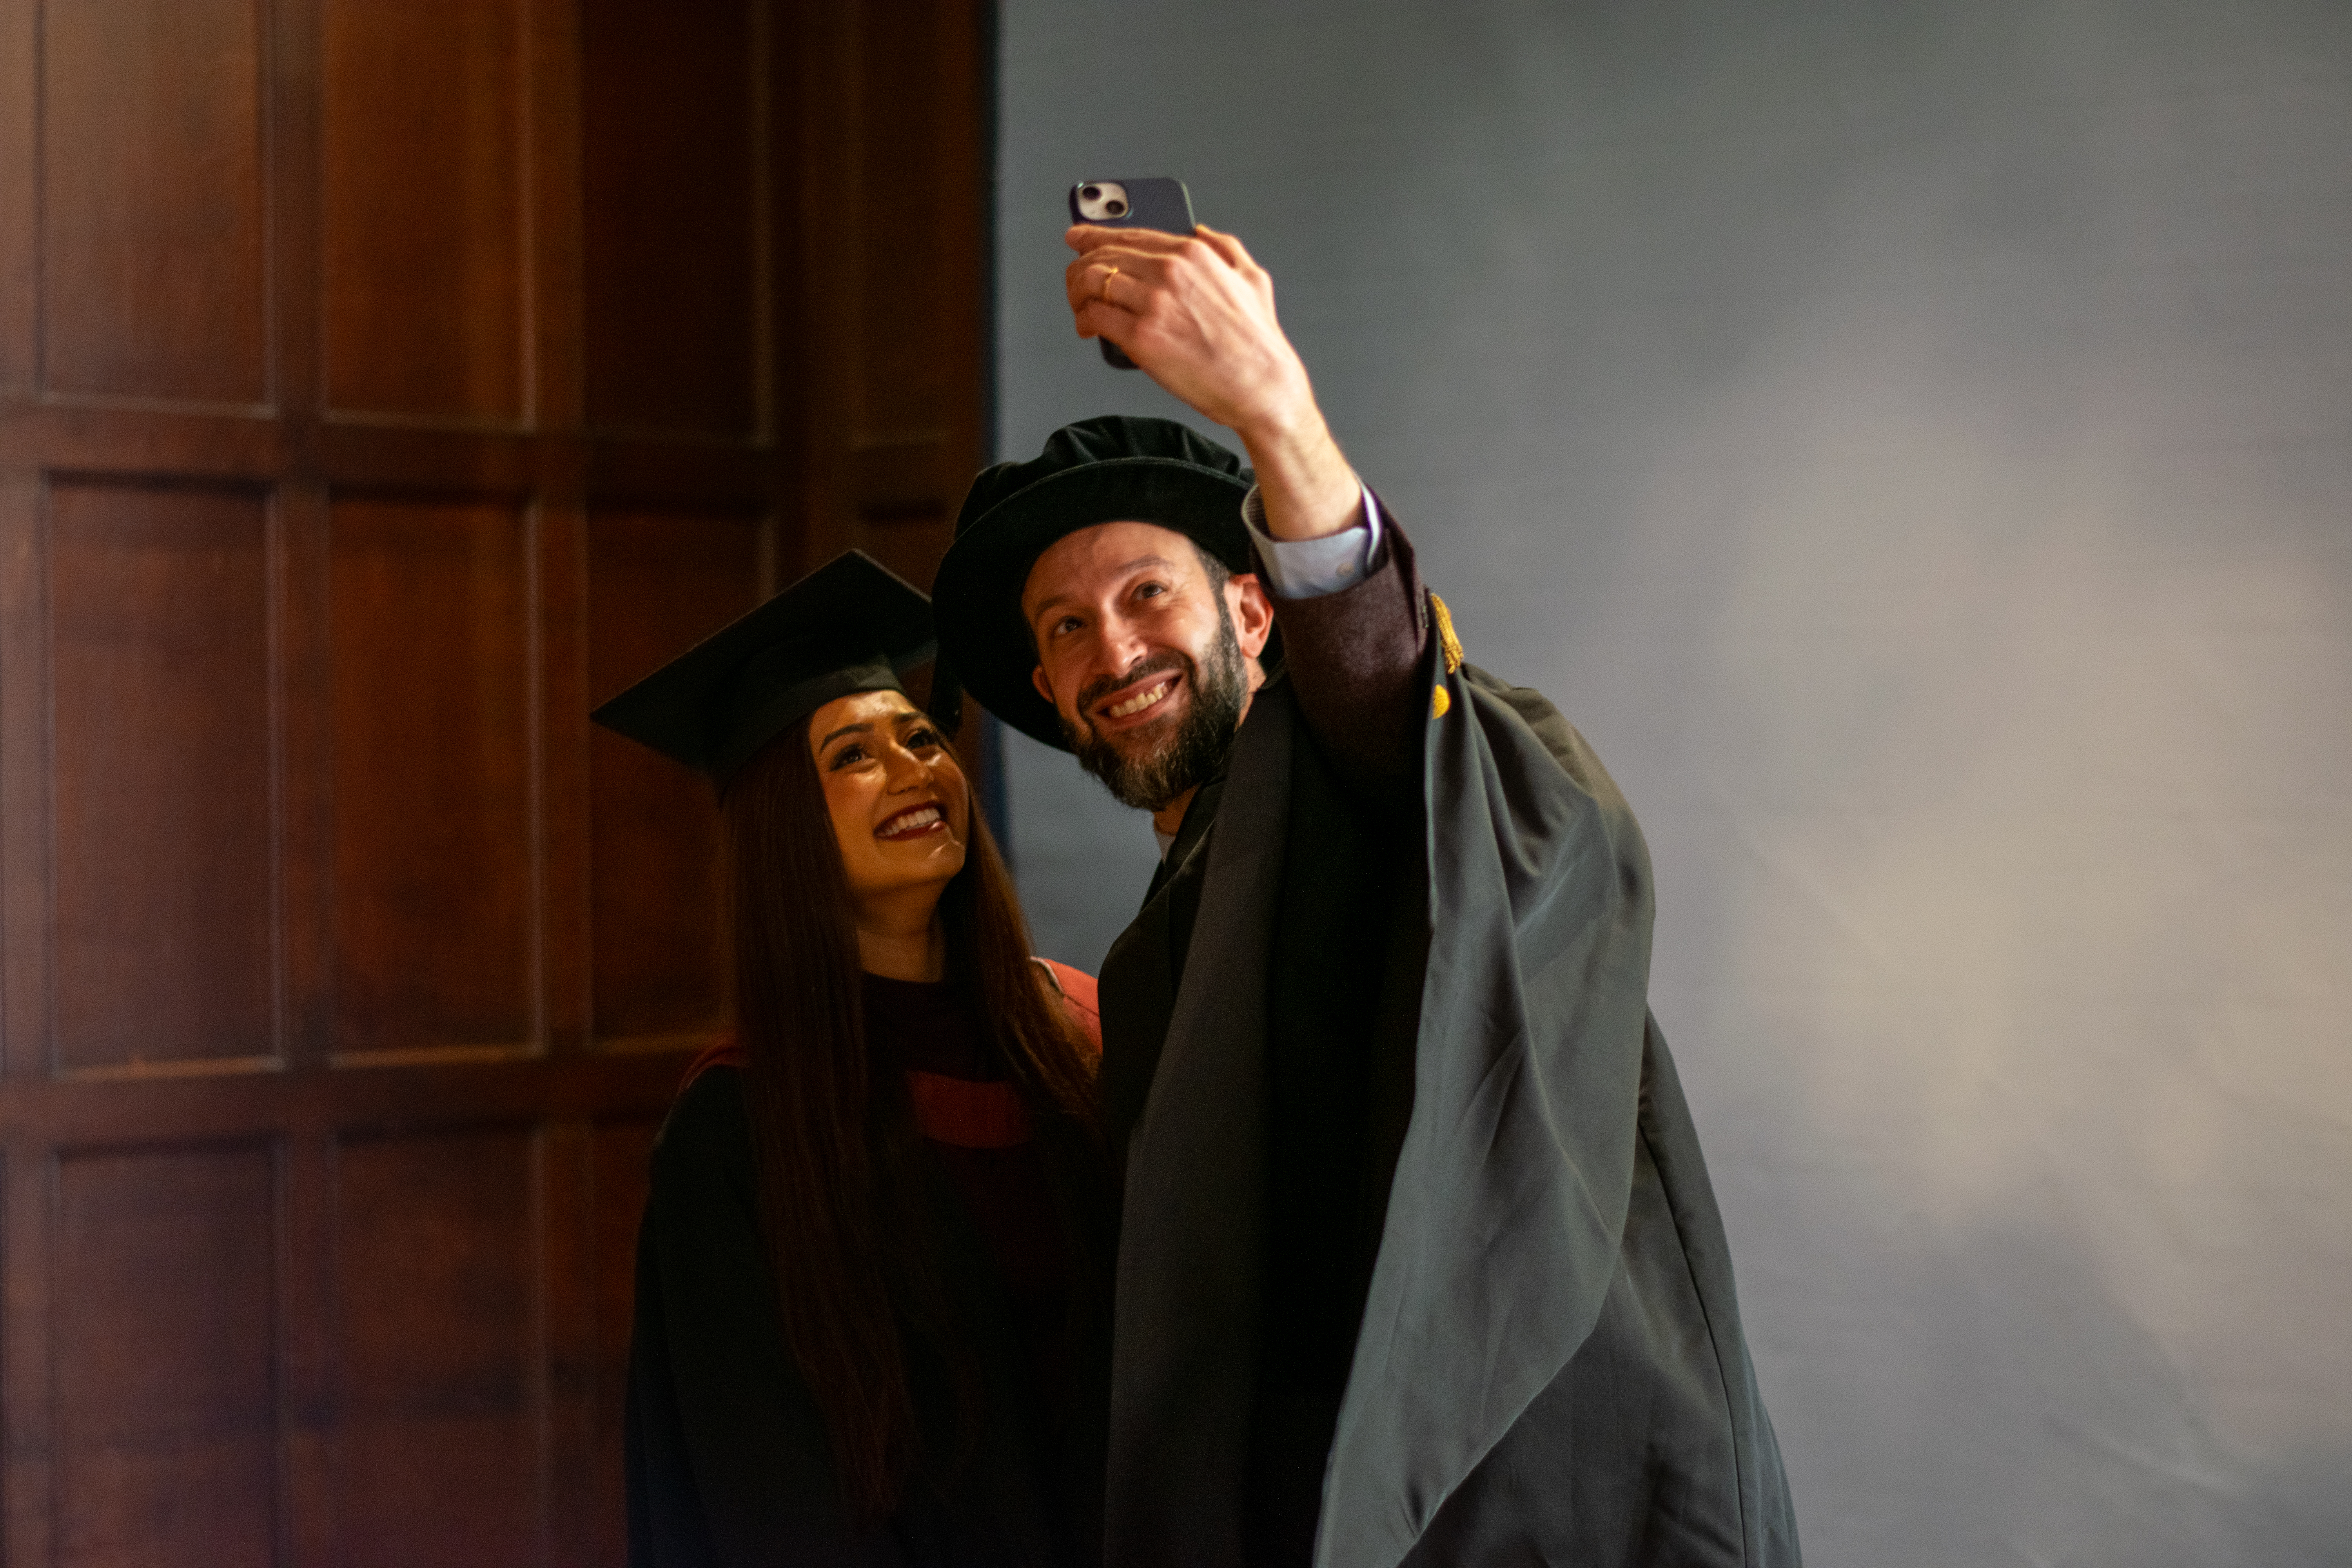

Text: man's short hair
xmin=1190 ymin=537 xmax=1232 ymax=592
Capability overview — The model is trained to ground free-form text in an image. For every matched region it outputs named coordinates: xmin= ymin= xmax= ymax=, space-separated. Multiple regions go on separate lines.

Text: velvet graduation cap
xmin=591 ymin=550 xmax=947 ymax=785
xmin=932 ymin=415 xmax=1254 ymax=750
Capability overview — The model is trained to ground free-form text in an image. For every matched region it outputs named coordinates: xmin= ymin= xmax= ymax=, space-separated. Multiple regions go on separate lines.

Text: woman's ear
xmin=1229 ymin=572 xmax=1274 ymax=659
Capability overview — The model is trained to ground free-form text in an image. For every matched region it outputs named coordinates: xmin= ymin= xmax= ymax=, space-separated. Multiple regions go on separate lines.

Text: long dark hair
xmin=720 ymin=712 xmax=1104 ymax=1520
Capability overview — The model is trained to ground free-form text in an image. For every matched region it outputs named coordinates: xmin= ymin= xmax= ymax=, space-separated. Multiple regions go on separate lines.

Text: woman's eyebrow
xmin=817 ymin=720 xmax=871 ymax=748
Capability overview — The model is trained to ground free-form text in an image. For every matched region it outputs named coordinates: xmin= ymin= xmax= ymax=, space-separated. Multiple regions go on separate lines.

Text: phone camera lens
xmin=1080 ymin=184 xmax=1100 ymax=201
xmin=1106 ymin=199 xmax=1127 ymax=216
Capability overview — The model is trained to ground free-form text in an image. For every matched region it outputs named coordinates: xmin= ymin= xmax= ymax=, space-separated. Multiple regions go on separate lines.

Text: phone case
xmin=1069 ymin=178 xmax=1196 ymax=369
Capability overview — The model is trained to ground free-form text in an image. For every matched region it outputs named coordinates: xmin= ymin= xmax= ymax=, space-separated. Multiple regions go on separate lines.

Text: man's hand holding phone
xmin=1063 ymin=221 xmax=1361 ymax=542
xmin=1064 ymin=224 xmax=1310 ymax=437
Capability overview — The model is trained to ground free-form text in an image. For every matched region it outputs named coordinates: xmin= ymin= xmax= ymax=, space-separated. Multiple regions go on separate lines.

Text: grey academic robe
xmin=1098 ymin=524 xmax=1798 ymax=1568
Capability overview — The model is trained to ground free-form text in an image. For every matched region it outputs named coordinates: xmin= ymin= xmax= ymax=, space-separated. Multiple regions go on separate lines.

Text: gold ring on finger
xmin=1100 ymin=265 xmax=1120 ymax=303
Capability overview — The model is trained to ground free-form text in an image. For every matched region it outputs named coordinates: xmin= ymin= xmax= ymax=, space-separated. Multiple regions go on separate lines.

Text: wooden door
xmin=0 ymin=2 xmax=992 ymax=1563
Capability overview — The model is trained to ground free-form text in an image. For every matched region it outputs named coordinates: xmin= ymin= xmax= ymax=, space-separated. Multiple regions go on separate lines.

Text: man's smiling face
xmin=1022 ymin=521 xmax=1273 ymax=812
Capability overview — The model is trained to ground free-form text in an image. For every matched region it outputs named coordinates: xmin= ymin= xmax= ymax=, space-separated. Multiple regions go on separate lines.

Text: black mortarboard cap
xmin=933 ymin=415 xmax=1253 ymax=750
xmin=591 ymin=550 xmax=937 ymax=783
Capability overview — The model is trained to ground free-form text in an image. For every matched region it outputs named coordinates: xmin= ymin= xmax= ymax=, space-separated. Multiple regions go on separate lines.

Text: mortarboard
xmin=591 ymin=549 xmax=942 ymax=784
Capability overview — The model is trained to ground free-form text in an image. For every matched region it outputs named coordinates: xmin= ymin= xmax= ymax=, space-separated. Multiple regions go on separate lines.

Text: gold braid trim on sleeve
xmin=1428 ymin=592 xmax=1464 ymax=718
xmin=1429 ymin=592 xmax=1465 ymax=673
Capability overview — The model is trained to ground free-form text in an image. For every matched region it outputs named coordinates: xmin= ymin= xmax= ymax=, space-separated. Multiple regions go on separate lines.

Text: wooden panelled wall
xmin=0 ymin=1 xmax=991 ymax=1563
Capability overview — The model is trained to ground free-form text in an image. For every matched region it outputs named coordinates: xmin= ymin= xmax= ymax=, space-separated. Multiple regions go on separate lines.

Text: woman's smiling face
xmin=807 ymin=689 xmax=969 ymax=913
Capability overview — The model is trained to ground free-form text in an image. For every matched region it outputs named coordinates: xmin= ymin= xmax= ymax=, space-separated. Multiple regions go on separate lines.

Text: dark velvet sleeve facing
xmin=624 ymin=1068 xmax=912 ymax=1568
xmin=1254 ymin=495 xmax=1435 ymax=802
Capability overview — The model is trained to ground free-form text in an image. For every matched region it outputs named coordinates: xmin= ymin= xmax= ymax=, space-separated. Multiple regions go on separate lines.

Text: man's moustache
xmin=1075 ymin=653 xmax=1192 ymax=721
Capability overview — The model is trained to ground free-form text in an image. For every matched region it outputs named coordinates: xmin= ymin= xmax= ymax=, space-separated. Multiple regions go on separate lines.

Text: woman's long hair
xmin=720 ymin=714 xmax=1104 ymax=1520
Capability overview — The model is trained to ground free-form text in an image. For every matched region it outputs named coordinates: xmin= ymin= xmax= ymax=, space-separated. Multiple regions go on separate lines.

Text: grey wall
xmin=993 ymin=4 xmax=2351 ymax=1563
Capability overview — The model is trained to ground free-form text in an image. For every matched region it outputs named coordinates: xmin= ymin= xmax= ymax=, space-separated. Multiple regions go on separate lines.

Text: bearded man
xmin=933 ymin=221 xmax=1799 ymax=1568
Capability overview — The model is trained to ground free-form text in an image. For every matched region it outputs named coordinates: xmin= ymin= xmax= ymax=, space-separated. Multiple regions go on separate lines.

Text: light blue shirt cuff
xmin=1241 ymin=483 xmax=1384 ymax=599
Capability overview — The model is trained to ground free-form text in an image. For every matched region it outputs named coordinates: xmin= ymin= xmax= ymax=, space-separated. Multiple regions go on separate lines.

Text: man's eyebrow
xmin=1028 ymin=555 xmax=1183 ymax=619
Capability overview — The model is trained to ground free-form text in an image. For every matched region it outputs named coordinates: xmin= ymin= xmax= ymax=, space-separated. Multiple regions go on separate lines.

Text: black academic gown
xmin=624 ymin=1066 xmax=1108 ymax=1568
xmin=1096 ymin=519 xmax=1800 ymax=1568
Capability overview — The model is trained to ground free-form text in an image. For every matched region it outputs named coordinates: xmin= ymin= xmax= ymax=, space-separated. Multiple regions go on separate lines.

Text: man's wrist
xmin=1235 ymin=415 xmax=1361 ymax=542
xmin=1228 ymin=380 xmax=1324 ymax=451
xmin=1245 ymin=486 xmax=1384 ymax=599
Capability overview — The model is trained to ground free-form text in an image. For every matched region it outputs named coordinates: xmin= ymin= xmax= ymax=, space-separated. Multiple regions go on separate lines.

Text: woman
xmin=595 ymin=551 xmax=1115 ymax=1567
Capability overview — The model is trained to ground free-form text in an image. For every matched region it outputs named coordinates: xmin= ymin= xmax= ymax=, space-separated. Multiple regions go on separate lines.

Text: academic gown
xmin=1096 ymin=516 xmax=1800 ymax=1568
xmin=625 ymin=975 xmax=1112 ymax=1568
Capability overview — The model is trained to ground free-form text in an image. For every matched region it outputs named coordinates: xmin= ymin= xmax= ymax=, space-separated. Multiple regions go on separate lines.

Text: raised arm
xmin=1065 ymin=221 xmax=1432 ymax=796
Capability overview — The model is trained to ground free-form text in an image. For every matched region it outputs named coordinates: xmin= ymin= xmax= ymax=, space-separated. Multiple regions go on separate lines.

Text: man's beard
xmin=1062 ymin=596 xmax=1249 ymax=813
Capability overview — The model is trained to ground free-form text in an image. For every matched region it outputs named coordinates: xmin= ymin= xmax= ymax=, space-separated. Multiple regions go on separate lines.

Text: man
xmin=933 ymin=222 xmax=1798 ymax=1567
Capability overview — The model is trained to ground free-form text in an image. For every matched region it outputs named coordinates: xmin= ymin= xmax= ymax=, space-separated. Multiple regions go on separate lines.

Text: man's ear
xmin=1030 ymin=663 xmax=1055 ymax=706
xmin=1228 ymin=572 xmax=1274 ymax=659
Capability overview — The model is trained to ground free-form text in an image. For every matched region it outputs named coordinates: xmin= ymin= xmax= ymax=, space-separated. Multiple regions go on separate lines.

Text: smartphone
xmin=1069 ymin=178 xmax=1196 ymax=369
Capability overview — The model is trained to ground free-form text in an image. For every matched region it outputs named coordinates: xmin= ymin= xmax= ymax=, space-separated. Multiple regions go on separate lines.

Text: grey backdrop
xmin=990 ymin=4 xmax=2351 ymax=1563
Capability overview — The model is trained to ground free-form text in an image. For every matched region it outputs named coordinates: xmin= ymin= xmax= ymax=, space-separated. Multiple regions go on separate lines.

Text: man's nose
xmin=1091 ymin=610 xmax=1152 ymax=678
